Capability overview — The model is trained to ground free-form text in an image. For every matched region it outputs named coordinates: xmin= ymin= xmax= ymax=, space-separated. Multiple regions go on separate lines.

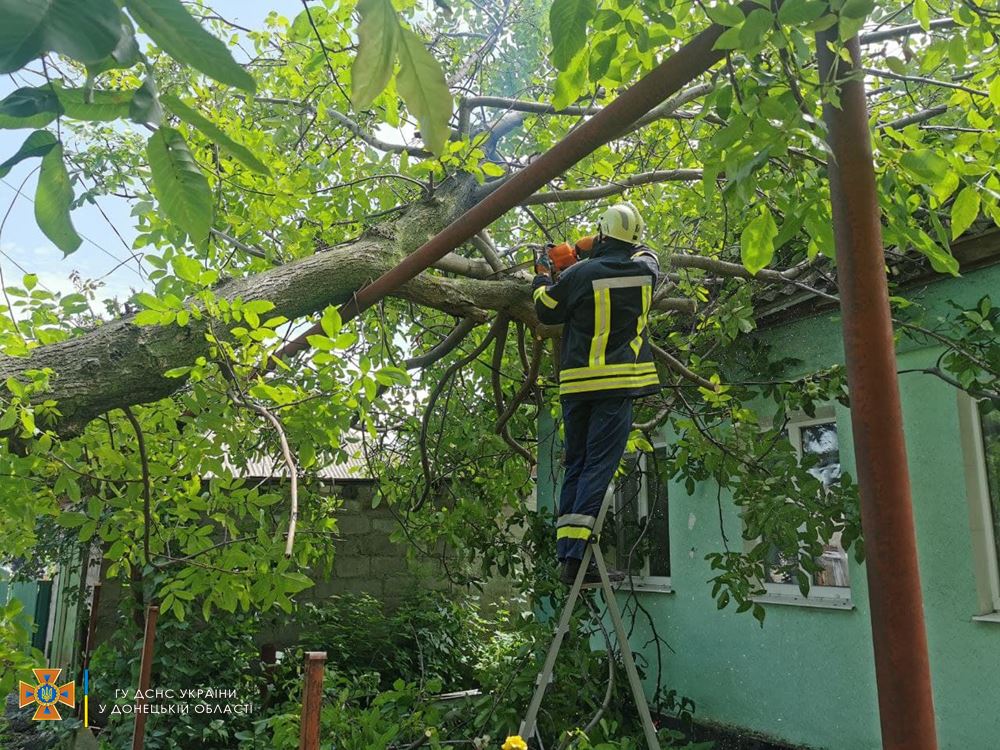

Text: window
xmin=959 ymin=393 xmax=1000 ymax=620
xmin=758 ymin=414 xmax=852 ymax=608
xmin=610 ymin=446 xmax=671 ymax=591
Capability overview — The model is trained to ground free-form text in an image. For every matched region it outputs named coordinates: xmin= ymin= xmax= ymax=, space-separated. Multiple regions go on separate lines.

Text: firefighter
xmin=532 ymin=203 xmax=660 ymax=585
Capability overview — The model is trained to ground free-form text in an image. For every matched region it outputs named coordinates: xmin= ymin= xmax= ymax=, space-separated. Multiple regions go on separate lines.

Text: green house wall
xmin=536 ymin=263 xmax=1000 ymax=750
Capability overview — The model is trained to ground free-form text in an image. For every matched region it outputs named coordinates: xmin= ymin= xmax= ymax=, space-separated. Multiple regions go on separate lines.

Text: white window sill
xmin=631 ymin=583 xmax=674 ymax=594
xmin=972 ymin=612 xmax=1000 ymax=624
xmin=617 ymin=579 xmax=673 ymax=594
xmin=753 ymin=592 xmax=855 ymax=611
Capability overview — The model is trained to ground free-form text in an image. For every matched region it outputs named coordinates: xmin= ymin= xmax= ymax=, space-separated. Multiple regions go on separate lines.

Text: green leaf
xmin=0 ymin=0 xmax=123 ymax=73
xmin=320 ymin=306 xmax=342 ymax=337
xmin=840 ymin=0 xmax=874 ymax=19
xmin=990 ymin=77 xmax=1000 ymax=113
xmin=950 ymin=186 xmax=980 ymax=240
xmin=57 ymin=512 xmax=88 ymax=529
xmin=125 ymin=0 xmax=256 ymax=92
xmin=87 ymin=17 xmax=142 ymax=75
xmin=54 ymin=84 xmax=133 ymax=122
xmin=913 ymin=0 xmax=930 ymax=31
xmin=35 ymin=143 xmax=82 ymax=255
xmin=947 ymin=35 xmax=966 ymax=67
xmin=900 ymin=149 xmax=949 ymax=185
xmin=839 ymin=14 xmax=865 ymax=40
xmin=172 ymin=255 xmax=203 ymax=283
xmin=133 ymin=309 xmax=164 ymax=326
xmin=549 ymin=0 xmax=597 ymax=71
xmin=350 ymin=0 xmax=399 ymax=109
xmin=740 ymin=9 xmax=774 ymax=48
xmin=161 ymin=93 xmax=269 ymax=174
xmin=740 ymin=207 xmax=778 ymax=275
xmin=129 ymin=77 xmax=163 ymax=126
xmin=712 ymin=25 xmax=743 ymax=50
xmin=916 ymin=237 xmax=959 ymax=276
xmin=884 ymin=56 xmax=906 ymax=75
xmin=552 ymin=48 xmax=588 ymax=110
xmin=0 ymin=130 xmax=57 ymax=179
xmin=395 ymin=28 xmax=453 ymax=156
xmin=777 ymin=0 xmax=827 ymax=25
xmin=705 ymin=3 xmax=745 ymax=27
xmin=307 ymin=334 xmax=334 ymax=351
xmin=0 ymin=87 xmax=63 ymax=129
xmin=588 ymin=35 xmax=617 ymax=82
xmin=146 ymin=126 xmax=213 ymax=246
xmin=134 ymin=291 xmax=167 ymax=311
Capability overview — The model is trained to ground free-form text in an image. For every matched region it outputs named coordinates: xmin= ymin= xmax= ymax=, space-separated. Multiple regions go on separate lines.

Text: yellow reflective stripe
xmin=557 ymin=526 xmax=593 ymax=540
xmin=630 ymin=284 xmax=652 ymax=357
xmin=533 ymin=286 xmax=558 ymax=309
xmin=560 ymin=362 xmax=657 ymax=381
xmin=589 ymin=287 xmax=611 ymax=366
xmin=559 ymin=373 xmax=660 ymax=395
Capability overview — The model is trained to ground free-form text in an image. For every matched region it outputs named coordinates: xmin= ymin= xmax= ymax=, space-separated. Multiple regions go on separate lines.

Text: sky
xmin=0 ymin=1 xmax=303 ymax=303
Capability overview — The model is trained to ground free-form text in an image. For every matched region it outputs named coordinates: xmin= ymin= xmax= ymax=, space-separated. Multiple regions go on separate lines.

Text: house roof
xmin=223 ymin=452 xmax=372 ymax=482
xmin=210 ymin=434 xmax=374 ymax=483
xmin=755 ymin=224 xmax=1000 ymax=326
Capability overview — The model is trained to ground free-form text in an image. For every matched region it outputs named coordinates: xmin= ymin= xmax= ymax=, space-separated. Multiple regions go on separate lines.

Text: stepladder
xmin=519 ymin=487 xmax=660 ymax=750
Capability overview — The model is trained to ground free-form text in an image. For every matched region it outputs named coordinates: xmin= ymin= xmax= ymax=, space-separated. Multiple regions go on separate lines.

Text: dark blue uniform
xmin=532 ymin=237 xmax=660 ymax=561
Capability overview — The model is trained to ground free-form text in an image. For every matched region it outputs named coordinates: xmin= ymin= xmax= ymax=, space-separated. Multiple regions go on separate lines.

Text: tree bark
xmin=1 ymin=180 xmax=519 ymax=434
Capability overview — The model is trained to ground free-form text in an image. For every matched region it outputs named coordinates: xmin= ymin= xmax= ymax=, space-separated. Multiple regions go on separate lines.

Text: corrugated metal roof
xmin=216 ymin=440 xmax=373 ymax=482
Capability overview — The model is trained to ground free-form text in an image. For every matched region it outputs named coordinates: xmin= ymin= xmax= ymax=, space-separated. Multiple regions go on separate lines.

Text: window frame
xmin=958 ymin=392 xmax=1000 ymax=620
xmin=753 ymin=410 xmax=854 ymax=610
xmin=613 ymin=444 xmax=673 ymax=593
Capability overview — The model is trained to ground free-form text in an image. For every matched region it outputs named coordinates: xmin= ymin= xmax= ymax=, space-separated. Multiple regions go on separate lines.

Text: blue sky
xmin=0 ymin=1 xmax=302 ymax=302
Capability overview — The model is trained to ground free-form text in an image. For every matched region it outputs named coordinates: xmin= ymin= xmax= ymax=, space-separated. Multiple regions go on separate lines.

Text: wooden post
xmin=131 ymin=604 xmax=159 ymax=750
xmin=299 ymin=651 xmax=327 ymax=750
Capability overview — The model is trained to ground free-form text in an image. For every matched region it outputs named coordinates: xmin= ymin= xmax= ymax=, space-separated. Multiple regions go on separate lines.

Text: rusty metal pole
xmin=274 ymin=10 xmax=741 ymax=362
xmin=131 ymin=604 xmax=159 ymax=750
xmin=299 ymin=651 xmax=327 ymax=750
xmin=818 ymin=31 xmax=937 ymax=750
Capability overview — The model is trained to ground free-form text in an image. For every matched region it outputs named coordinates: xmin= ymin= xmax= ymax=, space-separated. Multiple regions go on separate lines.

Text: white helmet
xmin=599 ymin=203 xmax=645 ymax=244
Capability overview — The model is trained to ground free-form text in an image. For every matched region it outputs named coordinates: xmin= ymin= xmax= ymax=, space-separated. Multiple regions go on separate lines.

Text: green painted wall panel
xmin=537 ymin=264 xmax=1000 ymax=749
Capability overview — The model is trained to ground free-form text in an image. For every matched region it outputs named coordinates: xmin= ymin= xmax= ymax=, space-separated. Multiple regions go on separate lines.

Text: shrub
xmin=91 ymin=610 xmax=262 ymax=750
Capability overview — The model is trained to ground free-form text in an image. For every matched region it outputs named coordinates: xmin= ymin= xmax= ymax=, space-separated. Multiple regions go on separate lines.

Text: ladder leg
xmin=519 ymin=543 xmax=593 ymax=739
xmin=592 ymin=546 xmax=661 ymax=750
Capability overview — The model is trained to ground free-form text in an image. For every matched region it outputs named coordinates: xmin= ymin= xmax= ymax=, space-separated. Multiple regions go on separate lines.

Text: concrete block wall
xmin=298 ymin=482 xmax=452 ymax=608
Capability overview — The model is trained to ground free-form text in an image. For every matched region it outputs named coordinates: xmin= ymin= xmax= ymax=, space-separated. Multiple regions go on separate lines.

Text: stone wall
xmin=299 ymin=481 xmax=450 ymax=607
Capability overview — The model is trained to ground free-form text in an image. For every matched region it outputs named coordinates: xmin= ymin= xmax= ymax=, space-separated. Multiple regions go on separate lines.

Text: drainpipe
xmin=818 ymin=31 xmax=938 ymax=750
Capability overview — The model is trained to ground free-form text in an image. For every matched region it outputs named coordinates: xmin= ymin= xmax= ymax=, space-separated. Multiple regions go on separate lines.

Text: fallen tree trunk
xmin=0 ymin=176 xmax=697 ymax=436
xmin=1 ymin=181 xmax=511 ymax=434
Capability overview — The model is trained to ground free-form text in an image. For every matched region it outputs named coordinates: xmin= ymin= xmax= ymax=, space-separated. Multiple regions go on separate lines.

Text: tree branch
xmin=122 ymin=405 xmax=152 ymax=567
xmin=651 ymin=344 xmax=718 ymax=391
xmin=877 ymin=105 xmax=949 ymax=131
xmin=210 ymin=228 xmax=268 ymax=260
xmin=520 ymin=170 xmax=703 ymax=205
xmin=859 ymin=18 xmax=956 ymax=45
xmin=862 ymin=68 xmax=989 ymax=98
xmin=325 ymin=108 xmax=432 ymax=157
xmin=235 ymin=396 xmax=299 ymax=557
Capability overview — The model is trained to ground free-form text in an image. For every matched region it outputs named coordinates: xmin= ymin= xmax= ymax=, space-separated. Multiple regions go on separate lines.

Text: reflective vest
xmin=532 ymin=238 xmax=660 ymax=399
